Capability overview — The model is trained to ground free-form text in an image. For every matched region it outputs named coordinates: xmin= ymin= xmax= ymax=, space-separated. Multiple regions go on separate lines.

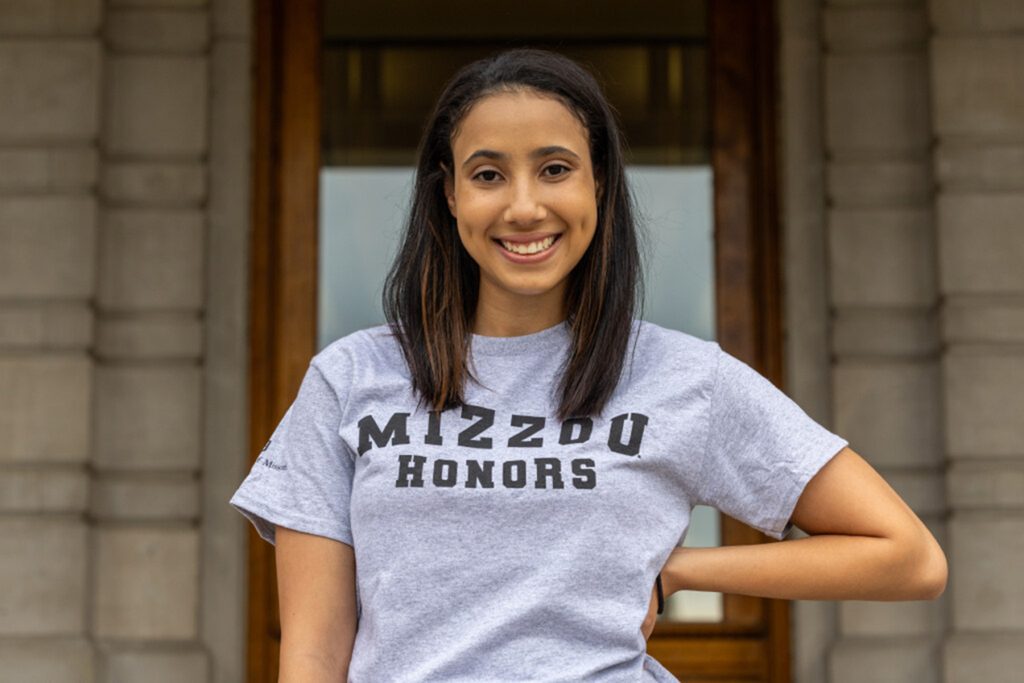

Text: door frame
xmin=246 ymin=0 xmax=786 ymax=680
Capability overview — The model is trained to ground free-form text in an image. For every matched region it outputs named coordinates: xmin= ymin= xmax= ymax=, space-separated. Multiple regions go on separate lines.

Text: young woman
xmin=231 ymin=48 xmax=947 ymax=682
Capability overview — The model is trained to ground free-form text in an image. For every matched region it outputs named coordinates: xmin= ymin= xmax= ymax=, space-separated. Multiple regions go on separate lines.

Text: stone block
xmin=101 ymin=162 xmax=206 ymax=205
xmin=94 ymin=363 xmax=201 ymax=471
xmin=0 ymin=196 xmax=97 ymax=299
xmin=825 ymin=53 xmax=930 ymax=157
xmin=0 ymin=355 xmax=91 ymax=464
xmin=827 ymin=160 xmax=933 ymax=208
xmin=213 ymin=0 xmax=251 ymax=38
xmin=0 ymin=303 xmax=93 ymax=350
xmin=833 ymin=360 xmax=941 ymax=468
xmin=930 ymin=0 xmax=1024 ymax=33
xmin=935 ymin=144 xmax=1024 ymax=191
xmin=944 ymin=350 xmax=1024 ymax=458
xmin=106 ymin=9 xmax=210 ymax=53
xmin=0 ymin=519 xmax=87 ymax=635
xmin=824 ymin=6 xmax=927 ymax=52
xmin=0 ymin=637 xmax=94 ymax=683
xmin=0 ymin=42 xmax=100 ymax=142
xmin=829 ymin=209 xmax=937 ymax=307
xmin=833 ymin=309 xmax=940 ymax=357
xmin=97 ymin=209 xmax=204 ymax=311
xmin=93 ymin=527 xmax=199 ymax=639
xmin=830 ymin=636 xmax=940 ymax=683
xmin=49 ymin=147 xmax=100 ymax=189
xmin=878 ymin=468 xmax=946 ymax=516
xmin=949 ymin=460 xmax=1024 ymax=509
xmin=0 ymin=466 xmax=89 ymax=513
xmin=839 ymin=597 xmax=945 ymax=637
xmin=0 ymin=1 xmax=101 ymax=35
xmin=938 ymin=193 xmax=1024 ymax=294
xmin=943 ymin=297 xmax=1024 ymax=344
xmin=0 ymin=150 xmax=48 ymax=190
xmin=92 ymin=474 xmax=200 ymax=520
xmin=945 ymin=633 xmax=1024 ymax=683
xmin=949 ymin=515 xmax=1024 ymax=630
xmin=209 ymin=40 xmax=251 ymax=229
xmin=103 ymin=56 xmax=208 ymax=156
xmin=932 ymin=37 xmax=1024 ymax=138
xmin=96 ymin=313 xmax=203 ymax=360
xmin=100 ymin=645 xmax=207 ymax=683
xmin=0 ymin=147 xmax=97 ymax=191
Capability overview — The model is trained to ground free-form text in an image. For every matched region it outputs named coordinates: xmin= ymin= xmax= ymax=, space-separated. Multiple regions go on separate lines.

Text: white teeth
xmin=500 ymin=235 xmax=556 ymax=255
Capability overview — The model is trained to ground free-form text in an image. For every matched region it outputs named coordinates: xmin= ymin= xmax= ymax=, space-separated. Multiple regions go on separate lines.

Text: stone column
xmin=92 ymin=1 xmax=210 ymax=679
xmin=778 ymin=2 xmax=840 ymax=680
xmin=821 ymin=2 xmax=947 ymax=682
xmin=202 ymin=0 xmax=253 ymax=681
xmin=0 ymin=1 xmax=102 ymax=679
xmin=928 ymin=2 xmax=1024 ymax=682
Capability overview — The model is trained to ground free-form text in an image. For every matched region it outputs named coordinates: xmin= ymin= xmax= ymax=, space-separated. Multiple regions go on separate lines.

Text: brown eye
xmin=543 ymin=164 xmax=571 ymax=178
xmin=473 ymin=170 xmax=501 ymax=182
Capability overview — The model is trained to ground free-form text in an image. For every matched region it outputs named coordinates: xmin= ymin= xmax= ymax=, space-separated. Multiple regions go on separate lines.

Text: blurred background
xmin=0 ymin=0 xmax=1021 ymax=681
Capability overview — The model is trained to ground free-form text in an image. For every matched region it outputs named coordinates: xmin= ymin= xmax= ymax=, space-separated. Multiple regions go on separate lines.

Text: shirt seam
xmin=697 ymin=343 xmax=722 ymax=504
xmin=311 ymin=348 xmax=353 ymax=444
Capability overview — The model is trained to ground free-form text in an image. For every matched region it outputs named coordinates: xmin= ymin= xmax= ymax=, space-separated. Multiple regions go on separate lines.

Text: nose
xmin=502 ymin=178 xmax=547 ymax=226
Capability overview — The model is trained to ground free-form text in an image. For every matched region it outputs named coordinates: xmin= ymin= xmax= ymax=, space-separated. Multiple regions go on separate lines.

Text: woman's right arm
xmin=276 ymin=526 xmax=358 ymax=682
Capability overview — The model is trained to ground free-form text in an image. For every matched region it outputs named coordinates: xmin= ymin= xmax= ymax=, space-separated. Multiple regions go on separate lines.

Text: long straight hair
xmin=382 ymin=48 xmax=645 ymax=421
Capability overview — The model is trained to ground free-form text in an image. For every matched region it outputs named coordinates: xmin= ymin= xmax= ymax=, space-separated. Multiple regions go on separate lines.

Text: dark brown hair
xmin=381 ymin=48 xmax=645 ymax=421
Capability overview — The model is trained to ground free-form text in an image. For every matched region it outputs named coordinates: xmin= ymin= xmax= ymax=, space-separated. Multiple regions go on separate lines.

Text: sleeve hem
xmin=759 ymin=436 xmax=849 ymax=541
xmin=229 ymin=492 xmax=354 ymax=548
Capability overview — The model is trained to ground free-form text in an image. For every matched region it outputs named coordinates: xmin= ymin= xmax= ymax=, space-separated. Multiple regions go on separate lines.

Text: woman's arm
xmin=276 ymin=526 xmax=358 ymax=682
xmin=662 ymin=446 xmax=948 ymax=601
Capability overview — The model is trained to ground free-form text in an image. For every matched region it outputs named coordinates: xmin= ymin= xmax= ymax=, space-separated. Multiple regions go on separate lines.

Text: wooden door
xmin=247 ymin=0 xmax=786 ymax=680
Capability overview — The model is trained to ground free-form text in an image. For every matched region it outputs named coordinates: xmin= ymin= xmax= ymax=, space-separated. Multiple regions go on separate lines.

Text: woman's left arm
xmin=662 ymin=445 xmax=948 ymax=602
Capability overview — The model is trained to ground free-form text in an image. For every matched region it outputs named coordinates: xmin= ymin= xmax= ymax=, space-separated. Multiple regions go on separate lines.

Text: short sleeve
xmin=694 ymin=343 xmax=849 ymax=540
xmin=229 ymin=361 xmax=355 ymax=547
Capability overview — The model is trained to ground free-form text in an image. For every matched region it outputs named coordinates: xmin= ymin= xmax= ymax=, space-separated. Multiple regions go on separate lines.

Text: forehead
xmin=451 ymin=91 xmax=589 ymax=154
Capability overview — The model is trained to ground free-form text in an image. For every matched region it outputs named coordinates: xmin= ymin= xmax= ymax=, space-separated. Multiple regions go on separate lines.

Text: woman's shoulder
xmin=311 ymin=322 xmax=405 ymax=377
xmin=631 ymin=318 xmax=718 ymax=365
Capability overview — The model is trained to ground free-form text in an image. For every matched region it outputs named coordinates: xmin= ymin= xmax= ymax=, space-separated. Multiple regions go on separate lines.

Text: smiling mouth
xmin=493 ymin=234 xmax=562 ymax=255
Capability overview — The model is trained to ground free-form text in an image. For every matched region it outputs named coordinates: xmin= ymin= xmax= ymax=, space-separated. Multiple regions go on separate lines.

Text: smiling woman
xmin=232 ymin=46 xmax=945 ymax=683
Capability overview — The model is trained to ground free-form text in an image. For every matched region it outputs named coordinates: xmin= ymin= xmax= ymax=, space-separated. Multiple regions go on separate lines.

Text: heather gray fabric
xmin=230 ymin=318 xmax=848 ymax=682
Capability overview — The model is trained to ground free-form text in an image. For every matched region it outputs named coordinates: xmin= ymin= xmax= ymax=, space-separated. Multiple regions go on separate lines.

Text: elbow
xmin=920 ymin=546 xmax=948 ymax=600
xmin=907 ymin=530 xmax=948 ymax=601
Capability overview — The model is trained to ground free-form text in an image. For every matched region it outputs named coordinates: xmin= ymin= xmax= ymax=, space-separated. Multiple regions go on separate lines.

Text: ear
xmin=440 ymin=163 xmax=456 ymax=217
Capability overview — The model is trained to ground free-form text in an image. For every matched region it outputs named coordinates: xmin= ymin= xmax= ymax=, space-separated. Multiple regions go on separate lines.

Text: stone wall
xmin=782 ymin=1 xmax=1024 ymax=682
xmin=778 ymin=1 xmax=842 ymax=681
xmin=821 ymin=1 xmax=947 ymax=682
xmin=930 ymin=1 xmax=1024 ymax=681
xmin=0 ymin=1 xmax=251 ymax=681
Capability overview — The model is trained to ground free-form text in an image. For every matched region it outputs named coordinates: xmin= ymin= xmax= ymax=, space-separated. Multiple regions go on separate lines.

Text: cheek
xmin=564 ymin=192 xmax=599 ymax=233
xmin=454 ymin=193 xmax=499 ymax=230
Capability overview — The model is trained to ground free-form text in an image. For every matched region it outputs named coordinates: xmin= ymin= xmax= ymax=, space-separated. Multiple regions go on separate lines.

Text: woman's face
xmin=445 ymin=90 xmax=599 ymax=318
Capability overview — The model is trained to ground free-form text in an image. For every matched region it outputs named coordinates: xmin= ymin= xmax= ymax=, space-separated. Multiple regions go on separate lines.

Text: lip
xmin=492 ymin=233 xmax=562 ymax=264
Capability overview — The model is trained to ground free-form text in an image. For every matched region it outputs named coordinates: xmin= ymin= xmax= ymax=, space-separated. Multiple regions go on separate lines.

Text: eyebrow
xmin=461 ymin=145 xmax=581 ymax=169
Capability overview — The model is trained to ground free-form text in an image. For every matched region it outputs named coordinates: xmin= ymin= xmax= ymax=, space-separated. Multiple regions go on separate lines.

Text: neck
xmin=471 ymin=280 xmax=567 ymax=337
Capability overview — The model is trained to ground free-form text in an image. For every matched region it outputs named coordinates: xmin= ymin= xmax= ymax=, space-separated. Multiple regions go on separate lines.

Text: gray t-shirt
xmin=230 ymin=318 xmax=848 ymax=682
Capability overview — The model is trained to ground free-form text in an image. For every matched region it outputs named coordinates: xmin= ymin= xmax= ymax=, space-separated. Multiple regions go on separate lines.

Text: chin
xmin=502 ymin=284 xmax=557 ymax=297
